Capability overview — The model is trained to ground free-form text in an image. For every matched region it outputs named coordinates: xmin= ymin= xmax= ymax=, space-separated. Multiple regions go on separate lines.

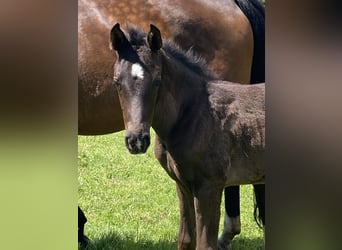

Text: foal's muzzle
xmin=125 ymin=131 xmax=150 ymax=154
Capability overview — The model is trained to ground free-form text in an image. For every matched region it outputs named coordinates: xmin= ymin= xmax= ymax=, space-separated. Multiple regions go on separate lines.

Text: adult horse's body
xmin=110 ymin=24 xmax=265 ymax=249
xmin=78 ymin=0 xmax=264 ymax=135
xmin=78 ymin=0 xmax=265 ymax=247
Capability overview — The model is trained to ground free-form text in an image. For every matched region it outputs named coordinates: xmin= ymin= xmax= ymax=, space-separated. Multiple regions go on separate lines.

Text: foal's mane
xmin=125 ymin=25 xmax=216 ymax=80
xmin=162 ymin=43 xmax=216 ymax=80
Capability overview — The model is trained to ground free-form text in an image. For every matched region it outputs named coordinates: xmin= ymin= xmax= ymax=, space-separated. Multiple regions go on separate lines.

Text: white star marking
xmin=131 ymin=63 xmax=144 ymax=79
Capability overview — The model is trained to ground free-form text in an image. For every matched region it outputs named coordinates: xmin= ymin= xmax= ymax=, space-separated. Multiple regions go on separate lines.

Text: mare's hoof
xmin=218 ymin=237 xmax=232 ymax=250
xmin=79 ymin=235 xmax=91 ymax=248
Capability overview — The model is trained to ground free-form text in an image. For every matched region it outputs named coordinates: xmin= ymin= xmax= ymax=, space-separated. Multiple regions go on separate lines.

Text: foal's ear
xmin=147 ymin=24 xmax=162 ymax=51
xmin=110 ymin=23 xmax=128 ymax=51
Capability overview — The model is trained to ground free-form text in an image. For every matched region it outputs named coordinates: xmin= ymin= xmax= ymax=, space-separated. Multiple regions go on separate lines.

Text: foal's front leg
xmin=176 ymin=182 xmax=196 ymax=250
xmin=194 ymin=185 xmax=223 ymax=250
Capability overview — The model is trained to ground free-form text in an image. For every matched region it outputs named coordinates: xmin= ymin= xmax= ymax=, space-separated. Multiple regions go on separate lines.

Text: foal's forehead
xmin=128 ymin=46 xmax=156 ymax=68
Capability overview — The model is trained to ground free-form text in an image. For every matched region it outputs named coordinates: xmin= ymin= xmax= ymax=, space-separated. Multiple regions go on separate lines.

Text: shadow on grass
xmin=232 ymin=236 xmax=264 ymax=250
xmin=79 ymin=232 xmax=177 ymax=250
xmin=80 ymin=232 xmax=263 ymax=250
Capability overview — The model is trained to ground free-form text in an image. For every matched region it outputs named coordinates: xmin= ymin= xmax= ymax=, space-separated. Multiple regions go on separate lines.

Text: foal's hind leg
xmin=218 ymin=186 xmax=241 ymax=250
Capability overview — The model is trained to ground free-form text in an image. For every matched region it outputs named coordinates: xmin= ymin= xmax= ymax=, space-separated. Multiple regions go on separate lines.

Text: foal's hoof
xmin=218 ymin=237 xmax=232 ymax=250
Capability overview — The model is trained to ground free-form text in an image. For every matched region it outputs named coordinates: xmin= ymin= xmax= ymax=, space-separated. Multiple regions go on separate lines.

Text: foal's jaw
xmin=125 ymin=130 xmax=151 ymax=154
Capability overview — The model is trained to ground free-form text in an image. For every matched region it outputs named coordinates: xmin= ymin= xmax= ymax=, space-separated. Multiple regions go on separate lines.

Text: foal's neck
xmin=152 ymin=50 xmax=210 ymax=142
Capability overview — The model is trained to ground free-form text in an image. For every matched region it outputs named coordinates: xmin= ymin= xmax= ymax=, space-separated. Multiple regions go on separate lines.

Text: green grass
xmin=78 ymin=131 xmax=263 ymax=249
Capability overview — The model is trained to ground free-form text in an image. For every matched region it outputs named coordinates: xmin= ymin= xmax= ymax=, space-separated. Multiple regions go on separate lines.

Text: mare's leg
xmin=194 ymin=184 xmax=223 ymax=250
xmin=218 ymin=186 xmax=241 ymax=250
xmin=176 ymin=183 xmax=196 ymax=250
xmin=78 ymin=206 xmax=90 ymax=247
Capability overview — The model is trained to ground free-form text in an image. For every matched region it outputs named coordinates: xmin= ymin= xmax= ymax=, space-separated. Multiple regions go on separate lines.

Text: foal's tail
xmin=235 ymin=0 xmax=265 ymax=84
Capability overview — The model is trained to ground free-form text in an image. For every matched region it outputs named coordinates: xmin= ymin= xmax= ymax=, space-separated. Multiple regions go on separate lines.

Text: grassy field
xmin=78 ymin=131 xmax=263 ymax=249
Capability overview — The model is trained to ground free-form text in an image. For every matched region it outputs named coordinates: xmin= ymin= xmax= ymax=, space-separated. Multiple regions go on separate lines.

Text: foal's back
xmin=207 ymin=82 xmax=265 ymax=185
xmin=208 ymin=82 xmax=265 ymax=148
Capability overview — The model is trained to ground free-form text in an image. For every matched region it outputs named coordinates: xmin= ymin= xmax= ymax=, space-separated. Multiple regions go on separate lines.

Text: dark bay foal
xmin=79 ymin=0 xmax=264 ymax=245
xmin=110 ymin=24 xmax=265 ymax=250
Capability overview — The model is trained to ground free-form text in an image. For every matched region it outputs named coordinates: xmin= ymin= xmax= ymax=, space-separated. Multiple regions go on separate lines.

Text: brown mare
xmin=78 ymin=0 xmax=264 ymax=247
xmin=110 ymin=23 xmax=265 ymax=250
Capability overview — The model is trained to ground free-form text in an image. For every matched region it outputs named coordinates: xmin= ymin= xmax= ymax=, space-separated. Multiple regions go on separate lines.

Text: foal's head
xmin=110 ymin=23 xmax=162 ymax=154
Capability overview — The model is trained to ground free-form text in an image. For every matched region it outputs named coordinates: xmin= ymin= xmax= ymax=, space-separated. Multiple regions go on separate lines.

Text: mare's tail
xmin=253 ymin=184 xmax=265 ymax=228
xmin=235 ymin=0 xmax=265 ymax=83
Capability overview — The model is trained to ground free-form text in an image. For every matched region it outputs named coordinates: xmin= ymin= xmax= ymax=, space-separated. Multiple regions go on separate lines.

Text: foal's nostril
xmin=125 ymin=131 xmax=150 ymax=154
xmin=140 ymin=133 xmax=150 ymax=150
xmin=125 ymin=133 xmax=136 ymax=150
